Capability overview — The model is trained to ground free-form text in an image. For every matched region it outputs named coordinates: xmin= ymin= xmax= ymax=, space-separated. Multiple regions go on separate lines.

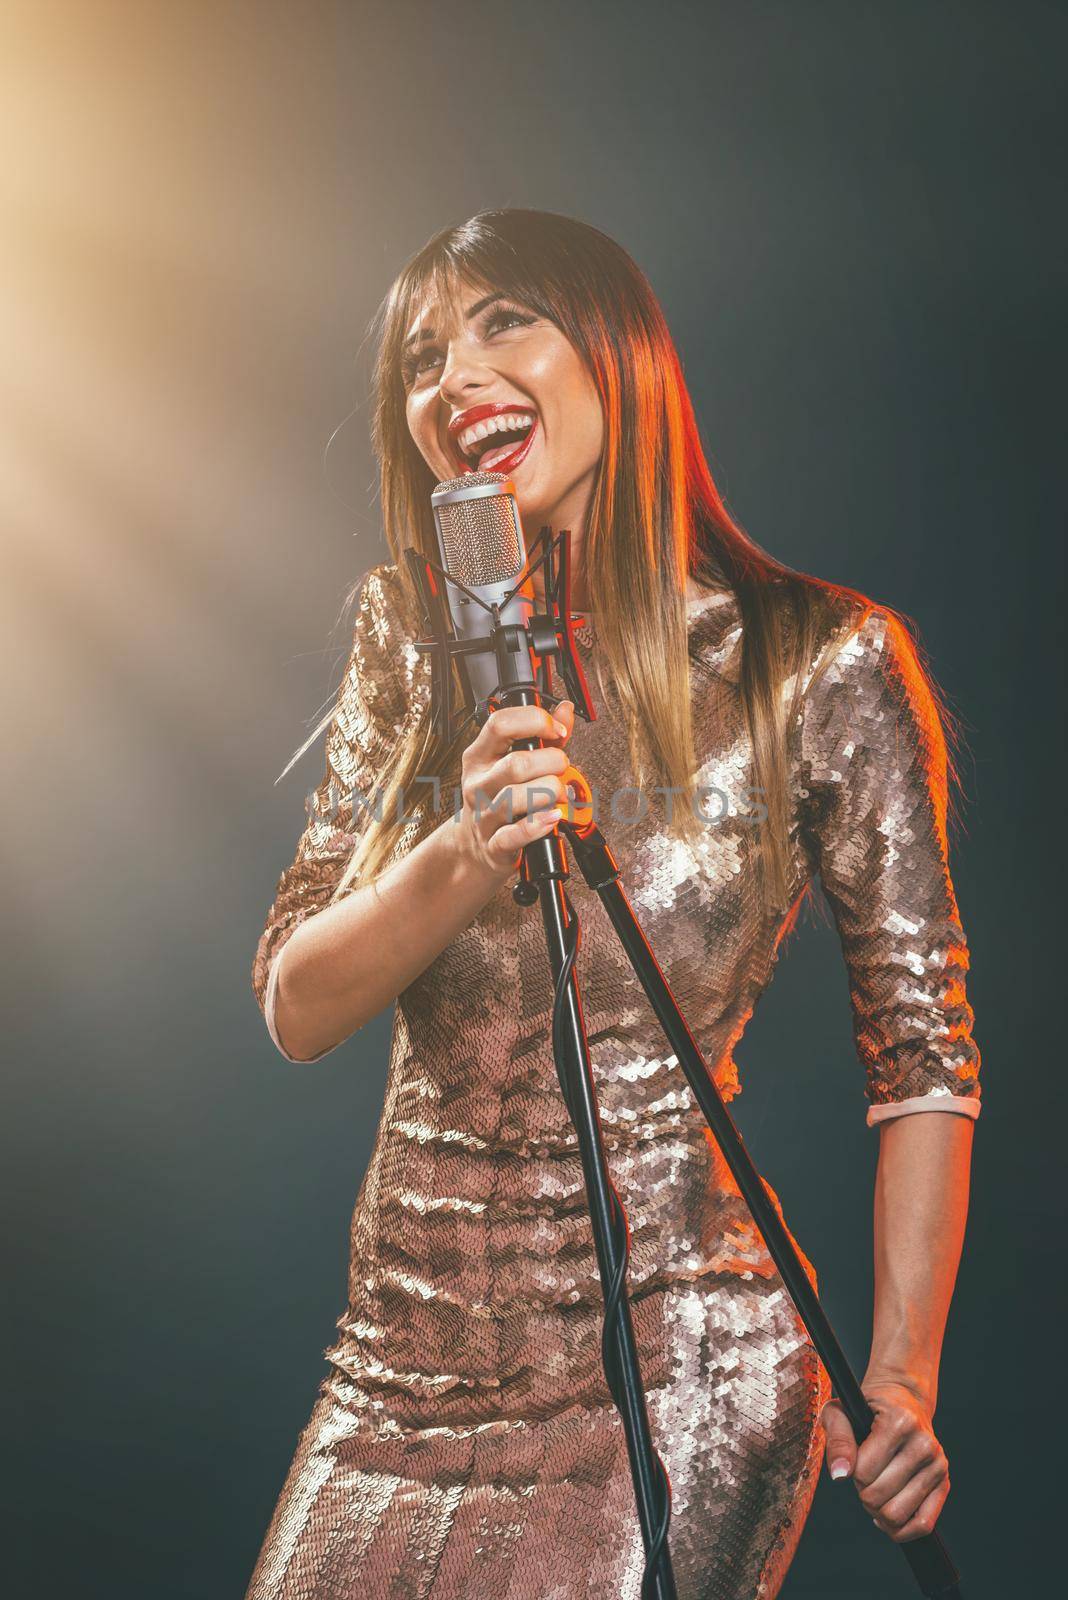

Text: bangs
xmin=385 ymin=228 xmax=567 ymax=375
xmin=404 ymin=257 xmax=469 ymax=343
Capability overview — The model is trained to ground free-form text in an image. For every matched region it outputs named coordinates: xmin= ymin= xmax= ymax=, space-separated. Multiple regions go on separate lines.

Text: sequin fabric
xmin=246 ymin=562 xmax=980 ymax=1599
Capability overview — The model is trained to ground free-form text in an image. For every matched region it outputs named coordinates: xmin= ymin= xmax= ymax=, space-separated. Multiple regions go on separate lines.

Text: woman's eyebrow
xmin=402 ymin=293 xmax=509 ymax=351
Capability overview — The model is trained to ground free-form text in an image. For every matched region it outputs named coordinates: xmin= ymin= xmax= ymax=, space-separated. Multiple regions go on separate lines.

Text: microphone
xmin=429 ymin=468 xmax=539 ymax=710
xmin=404 ymin=467 xmax=596 ymax=753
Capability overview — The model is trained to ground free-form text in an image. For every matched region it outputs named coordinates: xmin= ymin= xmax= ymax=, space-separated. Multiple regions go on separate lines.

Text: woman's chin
xmin=511 ymin=470 xmax=547 ymax=518
xmin=515 ymin=493 xmax=547 ymax=532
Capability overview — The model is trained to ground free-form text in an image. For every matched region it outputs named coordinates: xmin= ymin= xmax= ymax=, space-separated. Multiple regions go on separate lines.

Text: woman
xmin=246 ymin=209 xmax=980 ymax=1599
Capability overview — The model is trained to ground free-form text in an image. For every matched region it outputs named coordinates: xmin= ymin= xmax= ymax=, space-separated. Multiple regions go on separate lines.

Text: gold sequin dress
xmin=246 ymin=562 xmax=981 ymax=1600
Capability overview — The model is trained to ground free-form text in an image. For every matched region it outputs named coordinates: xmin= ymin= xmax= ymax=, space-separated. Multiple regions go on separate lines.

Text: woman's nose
xmin=438 ymin=341 xmax=490 ymax=404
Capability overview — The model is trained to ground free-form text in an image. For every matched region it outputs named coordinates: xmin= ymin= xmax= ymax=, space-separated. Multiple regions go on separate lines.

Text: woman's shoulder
xmin=352 ymin=558 xmax=423 ymax=638
xmin=686 ymin=568 xmax=877 ymax=689
xmin=336 ymin=558 xmax=429 ymax=735
xmin=786 ymin=577 xmax=945 ymax=764
xmin=770 ymin=571 xmax=893 ymax=692
xmin=344 ymin=557 xmax=433 ymax=687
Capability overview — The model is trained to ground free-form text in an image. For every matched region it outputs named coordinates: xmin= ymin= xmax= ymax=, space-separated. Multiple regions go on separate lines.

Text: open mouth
xmin=454 ymin=409 xmax=538 ymax=475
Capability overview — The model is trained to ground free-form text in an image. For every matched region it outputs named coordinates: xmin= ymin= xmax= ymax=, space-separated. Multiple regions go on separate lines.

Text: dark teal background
xmin=4 ymin=1 xmax=1062 ymax=1593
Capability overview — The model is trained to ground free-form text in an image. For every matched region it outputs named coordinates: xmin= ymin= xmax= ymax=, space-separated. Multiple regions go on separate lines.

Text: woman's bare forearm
xmin=269 ymin=698 xmax=577 ymax=1063
xmin=865 ymin=1111 xmax=974 ymax=1411
xmin=272 ymin=818 xmax=507 ymax=1061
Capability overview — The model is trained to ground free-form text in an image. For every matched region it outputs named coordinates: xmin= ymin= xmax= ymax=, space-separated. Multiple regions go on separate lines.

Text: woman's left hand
xmin=820 ymin=1380 xmax=951 ymax=1542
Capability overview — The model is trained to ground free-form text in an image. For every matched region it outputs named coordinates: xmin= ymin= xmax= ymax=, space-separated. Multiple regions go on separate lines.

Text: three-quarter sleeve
xmin=251 ymin=560 xmax=423 ymax=1062
xmin=797 ymin=603 xmax=982 ymax=1127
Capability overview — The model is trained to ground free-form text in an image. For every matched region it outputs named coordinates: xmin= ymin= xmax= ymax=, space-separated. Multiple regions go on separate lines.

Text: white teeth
xmin=457 ymin=412 xmax=535 ymax=458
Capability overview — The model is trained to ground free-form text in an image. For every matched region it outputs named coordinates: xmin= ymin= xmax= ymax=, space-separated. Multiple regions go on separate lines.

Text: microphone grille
xmin=433 ymin=469 xmax=506 ymax=495
xmin=432 ymin=471 xmax=523 ymax=587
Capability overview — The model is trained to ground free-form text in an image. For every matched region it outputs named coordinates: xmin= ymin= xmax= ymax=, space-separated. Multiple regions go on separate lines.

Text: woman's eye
xmin=485 ymin=307 xmax=533 ymax=335
xmin=402 ymin=347 xmax=443 ymax=383
xmin=402 ymin=307 xmax=534 ymax=385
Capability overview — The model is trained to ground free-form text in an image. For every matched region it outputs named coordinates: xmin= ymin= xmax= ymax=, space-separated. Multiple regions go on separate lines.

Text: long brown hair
xmin=322 ymin=208 xmax=963 ymax=915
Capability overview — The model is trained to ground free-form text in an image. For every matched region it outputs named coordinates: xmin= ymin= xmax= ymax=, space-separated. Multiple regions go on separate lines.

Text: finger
xmin=478 ymin=704 xmax=569 ymax=755
xmin=820 ymin=1400 xmax=858 ymax=1481
xmin=493 ymin=777 xmax=567 ymax=825
xmin=871 ymin=1458 xmax=949 ymax=1536
xmin=860 ymin=1435 xmax=942 ymax=1514
xmin=854 ymin=1408 xmax=912 ymax=1489
xmin=468 ymin=773 xmax=565 ymax=837
xmin=882 ymin=1476 xmax=950 ymax=1544
xmin=468 ymin=750 xmax=567 ymax=824
xmin=551 ymin=700 xmax=575 ymax=740
xmin=483 ymin=747 xmax=569 ymax=807
xmin=490 ymin=805 xmax=563 ymax=863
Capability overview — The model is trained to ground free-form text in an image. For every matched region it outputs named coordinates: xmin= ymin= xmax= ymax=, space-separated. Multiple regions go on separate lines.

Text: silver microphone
xmin=430 ymin=469 xmax=537 ymax=709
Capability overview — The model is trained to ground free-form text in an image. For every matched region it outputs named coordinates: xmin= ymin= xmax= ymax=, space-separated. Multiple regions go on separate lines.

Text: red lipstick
xmin=447 ymin=401 xmax=539 ymax=477
xmin=462 ymin=421 xmax=538 ymax=477
xmin=447 ymin=400 xmax=535 ymax=440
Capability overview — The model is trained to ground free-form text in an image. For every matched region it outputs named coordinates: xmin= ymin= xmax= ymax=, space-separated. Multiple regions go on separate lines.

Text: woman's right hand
xmin=454 ymin=699 xmax=576 ymax=881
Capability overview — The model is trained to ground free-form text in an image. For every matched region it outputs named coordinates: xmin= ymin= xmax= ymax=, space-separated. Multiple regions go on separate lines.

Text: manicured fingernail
xmin=542 ymin=808 xmax=563 ymax=825
xmin=553 ymin=722 xmax=567 ymax=738
xmin=829 ymin=1459 xmax=851 ymax=1480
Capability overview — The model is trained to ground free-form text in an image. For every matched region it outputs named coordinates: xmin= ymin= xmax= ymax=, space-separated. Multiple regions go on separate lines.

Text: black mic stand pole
xmin=512 ymin=704 xmax=678 ymax=1600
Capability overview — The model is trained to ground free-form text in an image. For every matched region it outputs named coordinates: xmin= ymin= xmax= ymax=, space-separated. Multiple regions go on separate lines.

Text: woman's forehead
xmin=402 ymin=273 xmax=496 ymax=345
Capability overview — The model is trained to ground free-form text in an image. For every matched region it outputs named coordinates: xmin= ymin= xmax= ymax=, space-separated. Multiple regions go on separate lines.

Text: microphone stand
xmin=404 ymin=533 xmax=964 ymax=1600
